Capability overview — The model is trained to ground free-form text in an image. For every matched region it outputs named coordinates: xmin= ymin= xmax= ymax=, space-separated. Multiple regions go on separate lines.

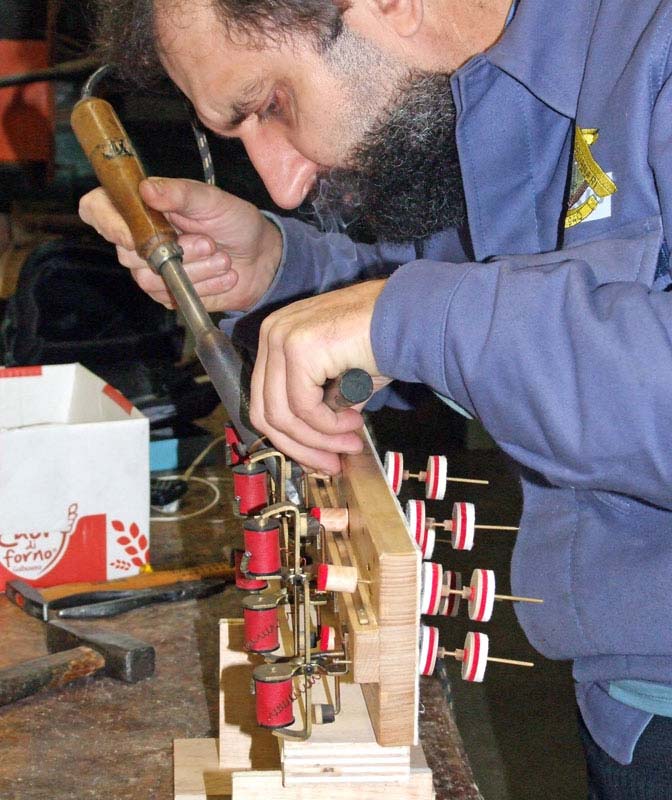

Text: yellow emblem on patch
xmin=565 ymin=126 xmax=617 ymax=228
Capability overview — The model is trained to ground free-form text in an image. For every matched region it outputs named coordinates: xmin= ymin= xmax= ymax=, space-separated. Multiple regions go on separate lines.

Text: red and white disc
xmin=405 ymin=499 xmax=426 ymax=543
xmin=414 ymin=523 xmax=427 ymax=553
xmin=422 ymin=526 xmax=436 ymax=560
xmin=451 ymin=502 xmax=476 ymax=551
xmin=425 ymin=455 xmax=448 ymax=500
xmin=461 ymin=631 xmax=489 ymax=682
xmin=420 ymin=562 xmax=443 ymax=616
xmin=415 ymin=524 xmax=436 ymax=560
xmin=384 ymin=451 xmax=404 ymax=495
xmin=319 ymin=625 xmax=336 ymax=652
xmin=418 ymin=625 xmax=440 ymax=677
xmin=467 ymin=568 xmax=496 ymax=623
xmin=438 ymin=570 xmax=463 ymax=617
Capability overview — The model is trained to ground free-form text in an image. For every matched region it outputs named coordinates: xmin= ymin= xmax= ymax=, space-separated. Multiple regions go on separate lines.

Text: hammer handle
xmin=36 ymin=562 xmax=235 ymax=603
xmin=0 ymin=646 xmax=105 ymax=707
xmin=71 ymin=97 xmax=176 ymax=262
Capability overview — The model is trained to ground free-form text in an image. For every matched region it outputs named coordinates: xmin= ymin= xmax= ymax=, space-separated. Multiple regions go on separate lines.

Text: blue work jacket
xmin=223 ymin=0 xmax=672 ymax=764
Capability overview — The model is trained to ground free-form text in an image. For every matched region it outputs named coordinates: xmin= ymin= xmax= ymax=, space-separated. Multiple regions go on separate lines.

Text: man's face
xmin=156 ymin=4 xmax=465 ymax=241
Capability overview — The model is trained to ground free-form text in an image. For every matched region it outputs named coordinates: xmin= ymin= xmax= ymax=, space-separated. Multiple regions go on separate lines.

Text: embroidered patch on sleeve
xmin=565 ymin=126 xmax=617 ymax=228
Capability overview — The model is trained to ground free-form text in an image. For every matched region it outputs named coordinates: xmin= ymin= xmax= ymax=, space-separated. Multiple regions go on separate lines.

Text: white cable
xmin=150 ymin=474 xmax=221 ymax=522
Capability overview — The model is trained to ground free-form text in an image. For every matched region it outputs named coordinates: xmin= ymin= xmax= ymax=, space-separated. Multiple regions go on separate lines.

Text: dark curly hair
xmin=91 ymin=0 xmax=348 ymax=87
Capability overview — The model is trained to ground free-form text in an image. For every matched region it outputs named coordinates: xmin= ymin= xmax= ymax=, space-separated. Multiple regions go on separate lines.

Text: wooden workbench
xmin=0 ymin=450 xmax=481 ymax=800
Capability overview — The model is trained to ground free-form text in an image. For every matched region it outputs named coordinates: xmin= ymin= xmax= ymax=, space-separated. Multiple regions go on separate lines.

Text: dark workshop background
xmin=0 ymin=2 xmax=587 ymax=798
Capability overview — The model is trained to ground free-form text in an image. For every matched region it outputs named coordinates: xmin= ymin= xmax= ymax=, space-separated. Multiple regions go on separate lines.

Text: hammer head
xmin=46 ymin=620 xmax=155 ymax=683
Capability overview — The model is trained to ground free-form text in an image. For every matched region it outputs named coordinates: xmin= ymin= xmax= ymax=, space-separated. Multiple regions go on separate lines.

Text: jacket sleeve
xmin=219 ymin=215 xmax=468 ymax=342
xmin=371 ymin=231 xmax=672 ymax=508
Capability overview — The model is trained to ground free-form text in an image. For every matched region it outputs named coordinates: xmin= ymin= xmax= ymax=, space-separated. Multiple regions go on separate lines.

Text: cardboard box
xmin=0 ymin=363 xmax=150 ymax=591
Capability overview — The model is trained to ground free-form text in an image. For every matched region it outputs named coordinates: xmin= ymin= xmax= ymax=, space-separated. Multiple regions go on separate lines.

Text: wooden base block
xmin=174 ymin=738 xmax=229 ymax=800
xmin=174 ymin=738 xmax=434 ymax=800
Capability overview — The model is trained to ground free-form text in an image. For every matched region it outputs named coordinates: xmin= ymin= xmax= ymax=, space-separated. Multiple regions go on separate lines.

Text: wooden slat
xmin=308 ymin=429 xmax=420 ymax=747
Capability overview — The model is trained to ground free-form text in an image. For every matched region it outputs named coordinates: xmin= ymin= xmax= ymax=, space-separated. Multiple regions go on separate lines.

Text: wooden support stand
xmin=174 ymin=429 xmax=434 ymax=799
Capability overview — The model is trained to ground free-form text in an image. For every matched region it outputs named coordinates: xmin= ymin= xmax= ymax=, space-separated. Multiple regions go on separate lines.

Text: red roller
xmin=253 ymin=664 xmax=295 ymax=728
xmin=243 ymin=518 xmax=282 ymax=576
xmin=234 ymin=549 xmax=267 ymax=591
xmin=233 ymin=463 xmax=269 ymax=515
xmin=242 ymin=595 xmax=279 ymax=653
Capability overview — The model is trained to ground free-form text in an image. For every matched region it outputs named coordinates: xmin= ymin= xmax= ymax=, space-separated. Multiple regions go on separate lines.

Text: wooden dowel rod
xmin=441 ymin=588 xmax=543 ymax=604
xmin=475 ymin=525 xmax=519 ymax=531
xmin=494 ymin=594 xmax=543 ymax=604
xmin=432 ymin=520 xmax=517 ymax=532
xmin=446 ymin=477 xmax=489 ymax=485
xmin=486 ymin=656 xmax=535 ymax=668
xmin=438 ymin=649 xmax=534 ymax=668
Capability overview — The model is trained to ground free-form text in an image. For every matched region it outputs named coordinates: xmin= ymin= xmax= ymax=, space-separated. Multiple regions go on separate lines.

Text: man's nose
xmin=242 ymin=130 xmax=319 ymax=210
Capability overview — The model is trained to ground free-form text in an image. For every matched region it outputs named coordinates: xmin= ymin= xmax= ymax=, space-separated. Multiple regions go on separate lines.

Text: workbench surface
xmin=0 ymin=459 xmax=481 ymax=800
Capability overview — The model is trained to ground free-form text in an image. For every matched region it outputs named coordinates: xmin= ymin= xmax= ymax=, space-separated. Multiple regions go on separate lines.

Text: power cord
xmin=150 ymin=433 xmax=228 ymax=522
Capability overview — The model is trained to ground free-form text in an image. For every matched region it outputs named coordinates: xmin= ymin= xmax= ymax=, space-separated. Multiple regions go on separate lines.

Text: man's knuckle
xmin=134 ymin=269 xmax=154 ymax=291
xmin=264 ymin=406 xmax=283 ymax=429
xmin=249 ymin=405 xmax=264 ymax=432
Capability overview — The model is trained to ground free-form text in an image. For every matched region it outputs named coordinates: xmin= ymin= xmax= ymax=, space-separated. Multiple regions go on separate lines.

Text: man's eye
xmin=257 ymin=94 xmax=282 ymax=123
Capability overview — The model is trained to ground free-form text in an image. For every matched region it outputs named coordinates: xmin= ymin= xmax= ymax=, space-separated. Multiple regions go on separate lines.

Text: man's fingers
xmin=258 ymin=429 xmax=349 ymax=475
xmin=284 ymin=355 xmax=366 ymax=435
xmin=115 ymin=244 xmax=147 ymax=272
xmin=140 ymin=177 xmax=231 ymax=222
xmin=251 ymin=338 xmax=363 ymax=458
xmin=79 ymin=188 xmax=135 ymax=251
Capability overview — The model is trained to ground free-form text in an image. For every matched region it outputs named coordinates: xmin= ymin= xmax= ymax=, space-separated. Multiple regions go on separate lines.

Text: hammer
xmin=0 ymin=620 xmax=154 ymax=707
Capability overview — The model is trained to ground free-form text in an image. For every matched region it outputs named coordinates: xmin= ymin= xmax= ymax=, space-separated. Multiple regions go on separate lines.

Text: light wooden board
xmin=309 ymin=429 xmax=420 ymax=747
xmin=174 ymin=738 xmax=434 ymax=800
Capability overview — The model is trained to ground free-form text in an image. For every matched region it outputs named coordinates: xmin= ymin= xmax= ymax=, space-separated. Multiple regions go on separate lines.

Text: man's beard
xmin=303 ymin=72 xmax=467 ymax=243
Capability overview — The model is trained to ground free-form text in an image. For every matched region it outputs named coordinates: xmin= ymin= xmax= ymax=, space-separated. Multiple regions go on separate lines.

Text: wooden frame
xmin=174 ymin=428 xmax=431 ymax=800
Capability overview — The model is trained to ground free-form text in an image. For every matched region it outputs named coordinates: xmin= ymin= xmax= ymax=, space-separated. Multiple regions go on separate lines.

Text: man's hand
xmin=250 ymin=280 xmax=391 ymax=474
xmin=78 ymin=177 xmax=283 ymax=312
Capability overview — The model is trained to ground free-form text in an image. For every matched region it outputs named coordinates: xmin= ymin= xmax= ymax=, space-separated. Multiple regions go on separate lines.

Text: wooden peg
xmin=316 ymin=563 xmax=371 ymax=594
xmin=309 ymin=506 xmax=349 ymax=532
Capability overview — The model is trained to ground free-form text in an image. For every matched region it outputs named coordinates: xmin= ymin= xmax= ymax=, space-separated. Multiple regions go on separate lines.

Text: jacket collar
xmin=484 ymin=0 xmax=601 ymax=118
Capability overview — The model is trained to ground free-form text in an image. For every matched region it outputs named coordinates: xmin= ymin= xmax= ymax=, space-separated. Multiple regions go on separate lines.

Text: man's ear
xmin=371 ymin=0 xmax=424 ymax=37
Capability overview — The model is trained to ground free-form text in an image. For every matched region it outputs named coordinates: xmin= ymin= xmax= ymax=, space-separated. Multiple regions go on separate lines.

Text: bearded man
xmin=79 ymin=2 xmax=672 ymax=797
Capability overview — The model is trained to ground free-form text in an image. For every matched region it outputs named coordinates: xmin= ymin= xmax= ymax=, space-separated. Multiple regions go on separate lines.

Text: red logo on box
xmin=0 ymin=503 xmax=149 ymax=591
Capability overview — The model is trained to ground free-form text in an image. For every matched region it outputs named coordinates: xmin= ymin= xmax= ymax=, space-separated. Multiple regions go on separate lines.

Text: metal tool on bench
xmin=0 ymin=620 xmax=154 ymax=707
xmin=6 ymin=561 xmax=235 ymax=621
xmin=70 ymin=66 xmax=372 ymax=483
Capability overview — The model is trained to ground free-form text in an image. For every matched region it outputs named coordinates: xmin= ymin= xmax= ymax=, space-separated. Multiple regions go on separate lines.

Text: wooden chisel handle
xmin=9 ymin=562 xmax=235 ymax=605
xmin=71 ymin=96 xmax=177 ymax=261
xmin=0 ymin=647 xmax=105 ymax=707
